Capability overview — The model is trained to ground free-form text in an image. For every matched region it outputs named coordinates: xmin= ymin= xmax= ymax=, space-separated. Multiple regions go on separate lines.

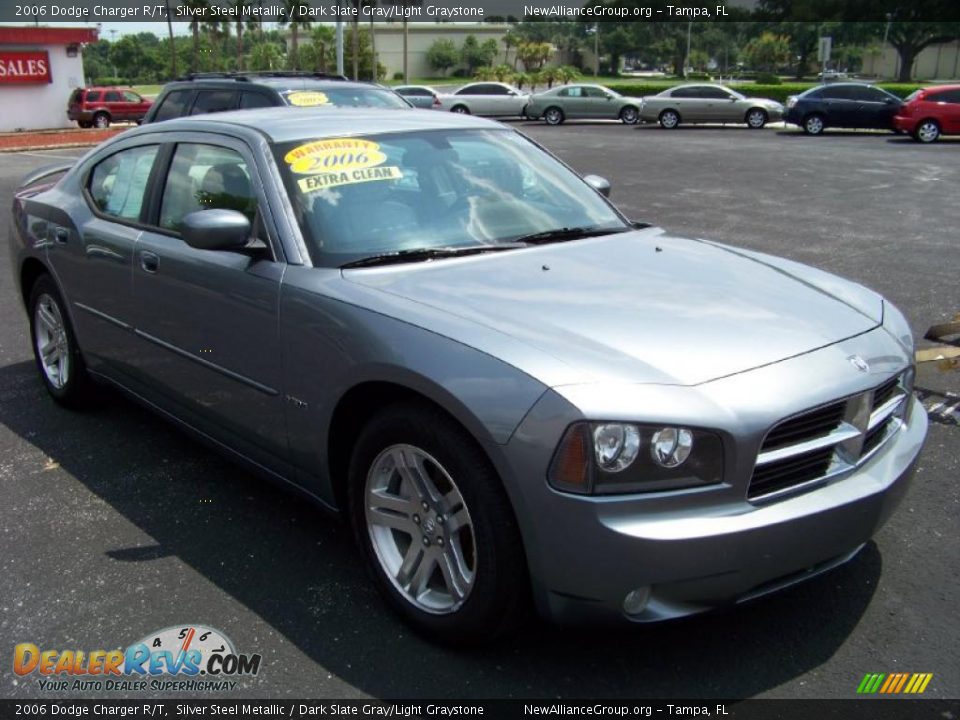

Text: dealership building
xmin=0 ymin=25 xmax=98 ymax=132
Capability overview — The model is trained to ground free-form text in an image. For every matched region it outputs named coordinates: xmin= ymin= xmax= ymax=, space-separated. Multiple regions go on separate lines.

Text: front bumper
xmin=506 ymin=376 xmax=927 ymax=623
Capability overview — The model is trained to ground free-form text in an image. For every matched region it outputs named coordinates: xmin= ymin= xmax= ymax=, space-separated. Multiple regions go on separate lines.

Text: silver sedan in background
xmin=641 ymin=83 xmax=784 ymax=129
xmin=436 ymin=81 xmax=530 ymax=117
xmin=393 ymin=85 xmax=441 ymax=109
xmin=525 ymin=84 xmax=644 ymax=125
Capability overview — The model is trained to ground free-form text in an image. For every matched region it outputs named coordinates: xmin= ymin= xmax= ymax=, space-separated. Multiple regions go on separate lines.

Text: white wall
xmin=0 ymin=44 xmax=85 ymax=131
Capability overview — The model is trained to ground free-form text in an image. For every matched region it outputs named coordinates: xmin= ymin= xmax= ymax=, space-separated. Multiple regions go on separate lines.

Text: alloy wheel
xmin=621 ymin=107 xmax=639 ymax=124
xmin=747 ymin=109 xmax=767 ymax=129
xmin=660 ymin=110 xmax=679 ymax=129
xmin=365 ymin=444 xmax=476 ymax=614
xmin=805 ymin=115 xmax=824 ymax=135
xmin=545 ymin=108 xmax=563 ymax=125
xmin=34 ymin=294 xmax=70 ymax=390
xmin=917 ymin=121 xmax=940 ymax=143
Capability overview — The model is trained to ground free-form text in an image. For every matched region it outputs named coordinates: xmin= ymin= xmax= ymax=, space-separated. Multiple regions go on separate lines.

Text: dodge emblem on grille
xmin=848 ymin=355 xmax=870 ymax=373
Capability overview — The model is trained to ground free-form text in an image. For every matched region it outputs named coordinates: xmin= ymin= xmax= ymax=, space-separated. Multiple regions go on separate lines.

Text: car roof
xmin=918 ymin=83 xmax=960 ymax=92
xmin=158 ymin=78 xmax=377 ymax=92
xmin=128 ymin=107 xmax=504 ymax=144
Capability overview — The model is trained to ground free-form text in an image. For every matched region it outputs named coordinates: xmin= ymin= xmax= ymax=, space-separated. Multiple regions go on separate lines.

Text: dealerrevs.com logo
xmin=13 ymin=625 xmax=261 ymax=692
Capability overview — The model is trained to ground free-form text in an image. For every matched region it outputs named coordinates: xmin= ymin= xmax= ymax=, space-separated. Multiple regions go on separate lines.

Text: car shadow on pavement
xmin=0 ymin=359 xmax=882 ymax=699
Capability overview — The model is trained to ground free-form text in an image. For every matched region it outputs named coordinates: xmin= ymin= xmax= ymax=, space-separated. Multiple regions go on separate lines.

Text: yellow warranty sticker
xmin=286 ymin=91 xmax=331 ymax=107
xmin=284 ymin=138 xmax=387 ymax=175
xmin=297 ymin=166 xmax=403 ymax=193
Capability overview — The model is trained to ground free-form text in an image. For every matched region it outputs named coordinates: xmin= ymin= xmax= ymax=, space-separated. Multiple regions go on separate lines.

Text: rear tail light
xmin=432 ymin=95 xmax=441 ymax=108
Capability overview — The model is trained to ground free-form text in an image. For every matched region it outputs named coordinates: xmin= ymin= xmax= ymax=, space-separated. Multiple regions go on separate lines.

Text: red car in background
xmin=67 ymin=87 xmax=153 ymax=129
xmin=894 ymin=84 xmax=960 ymax=143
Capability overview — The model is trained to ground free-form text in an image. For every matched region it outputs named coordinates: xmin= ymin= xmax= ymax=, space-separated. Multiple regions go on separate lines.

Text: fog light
xmin=650 ymin=427 xmax=693 ymax=467
xmin=623 ymin=587 xmax=651 ymax=616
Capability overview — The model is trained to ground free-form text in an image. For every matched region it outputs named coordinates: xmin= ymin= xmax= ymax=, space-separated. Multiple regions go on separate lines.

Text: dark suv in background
xmin=142 ymin=71 xmax=411 ymax=124
xmin=67 ymin=87 xmax=153 ymax=128
xmin=785 ymin=82 xmax=903 ymax=135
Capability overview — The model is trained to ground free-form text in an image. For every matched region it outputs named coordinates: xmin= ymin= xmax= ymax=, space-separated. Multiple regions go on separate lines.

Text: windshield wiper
xmin=340 ymin=244 xmax=519 ymax=269
xmin=512 ymin=226 xmax=629 ymax=246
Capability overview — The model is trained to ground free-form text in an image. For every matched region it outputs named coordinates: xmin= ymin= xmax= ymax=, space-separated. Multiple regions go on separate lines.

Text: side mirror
xmin=180 ymin=209 xmax=250 ymax=251
xmin=583 ymin=174 xmax=611 ymax=198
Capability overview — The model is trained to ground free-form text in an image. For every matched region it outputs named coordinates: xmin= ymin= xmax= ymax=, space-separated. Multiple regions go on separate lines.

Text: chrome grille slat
xmin=748 ymin=373 xmax=908 ymax=502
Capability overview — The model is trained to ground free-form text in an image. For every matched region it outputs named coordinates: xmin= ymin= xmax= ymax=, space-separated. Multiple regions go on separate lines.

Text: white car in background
xmin=436 ymin=82 xmax=530 ymax=117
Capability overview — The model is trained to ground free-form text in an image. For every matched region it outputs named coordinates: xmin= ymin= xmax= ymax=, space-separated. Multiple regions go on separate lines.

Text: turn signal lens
xmin=548 ymin=423 xmax=592 ymax=493
xmin=650 ymin=427 xmax=694 ymax=468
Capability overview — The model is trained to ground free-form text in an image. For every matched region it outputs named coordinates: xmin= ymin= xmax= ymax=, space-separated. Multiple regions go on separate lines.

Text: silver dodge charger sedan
xmin=9 ymin=108 xmax=925 ymax=644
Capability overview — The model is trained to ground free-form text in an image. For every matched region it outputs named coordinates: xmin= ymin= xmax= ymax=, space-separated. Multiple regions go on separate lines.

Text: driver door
xmin=129 ymin=136 xmax=289 ymax=464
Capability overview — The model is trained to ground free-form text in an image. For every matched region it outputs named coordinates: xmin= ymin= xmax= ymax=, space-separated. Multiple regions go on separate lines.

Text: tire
xmin=620 ymin=106 xmax=640 ymax=125
xmin=93 ymin=112 xmax=110 ymax=129
xmin=803 ymin=113 xmax=825 ymax=135
xmin=659 ymin=109 xmax=680 ymax=129
xmin=745 ymin=108 xmax=768 ymax=129
xmin=28 ymin=274 xmax=91 ymax=408
xmin=544 ymin=106 xmax=564 ymax=125
xmin=78 ymin=121 xmax=92 ymax=129
xmin=450 ymin=105 xmax=470 ymax=115
xmin=914 ymin=119 xmax=940 ymax=143
xmin=348 ymin=403 xmax=529 ymax=645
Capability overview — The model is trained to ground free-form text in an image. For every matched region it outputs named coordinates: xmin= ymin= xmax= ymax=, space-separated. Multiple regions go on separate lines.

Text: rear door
xmin=670 ymin=86 xmax=705 ymax=122
xmin=820 ymin=85 xmax=859 ymax=127
xmin=47 ymin=141 xmax=162 ymax=370
xmin=189 ymin=89 xmax=239 ymax=116
xmin=928 ymin=88 xmax=960 ymax=133
xmin=149 ymin=89 xmax=193 ymax=123
xmin=103 ymin=90 xmax=124 ymax=120
xmin=129 ymin=136 xmax=288 ymax=463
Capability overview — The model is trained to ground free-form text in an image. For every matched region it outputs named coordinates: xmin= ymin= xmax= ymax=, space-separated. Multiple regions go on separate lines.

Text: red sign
xmin=0 ymin=51 xmax=52 ymax=85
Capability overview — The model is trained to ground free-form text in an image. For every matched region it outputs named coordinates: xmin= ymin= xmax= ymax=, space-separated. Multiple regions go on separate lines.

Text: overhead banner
xmin=0 ymin=51 xmax=52 ymax=85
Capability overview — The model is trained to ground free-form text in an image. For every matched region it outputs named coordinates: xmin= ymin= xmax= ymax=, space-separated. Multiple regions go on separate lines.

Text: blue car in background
xmin=785 ymin=83 xmax=903 ymax=135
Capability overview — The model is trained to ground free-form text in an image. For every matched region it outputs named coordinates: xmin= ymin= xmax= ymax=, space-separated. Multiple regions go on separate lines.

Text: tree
xmin=281 ymin=0 xmax=312 ymax=70
xmin=743 ymin=32 xmax=790 ymax=72
xmin=556 ymin=65 xmax=581 ymax=84
xmin=492 ymin=63 xmax=514 ymax=82
xmin=600 ymin=26 xmax=634 ymax=74
xmin=884 ymin=21 xmax=960 ymax=81
xmin=516 ymin=41 xmax=552 ymax=71
xmin=182 ymin=0 xmax=209 ymax=72
xmin=248 ymin=41 xmax=283 ymax=71
xmin=426 ymin=38 xmax=458 ymax=76
xmin=300 ymin=25 xmax=335 ymax=73
xmin=461 ymin=35 xmax=498 ymax=74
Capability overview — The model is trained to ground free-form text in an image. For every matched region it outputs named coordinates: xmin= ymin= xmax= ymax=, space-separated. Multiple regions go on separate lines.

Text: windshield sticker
xmin=285 ymin=91 xmax=331 ymax=107
xmin=297 ymin=166 xmax=402 ymax=193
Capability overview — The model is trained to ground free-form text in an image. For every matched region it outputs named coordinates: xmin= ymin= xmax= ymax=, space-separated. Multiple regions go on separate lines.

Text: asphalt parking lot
xmin=1 ymin=125 xmax=958 ymax=701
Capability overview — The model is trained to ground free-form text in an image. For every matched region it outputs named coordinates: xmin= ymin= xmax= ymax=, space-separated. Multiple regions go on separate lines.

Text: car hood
xmin=343 ymin=228 xmax=882 ymax=387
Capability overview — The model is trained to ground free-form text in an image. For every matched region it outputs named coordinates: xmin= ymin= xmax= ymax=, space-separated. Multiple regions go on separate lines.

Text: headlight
xmin=548 ymin=422 xmax=724 ymax=495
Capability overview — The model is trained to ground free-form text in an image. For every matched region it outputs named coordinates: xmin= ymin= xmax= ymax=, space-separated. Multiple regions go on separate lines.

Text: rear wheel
xmin=803 ymin=113 xmax=825 ymax=135
xmin=28 ymin=274 xmax=90 ymax=407
xmin=659 ymin=109 xmax=680 ymax=129
xmin=450 ymin=105 xmax=470 ymax=115
xmin=746 ymin=108 xmax=768 ymax=129
xmin=93 ymin=112 xmax=110 ymax=129
xmin=620 ymin=106 xmax=639 ymax=125
xmin=348 ymin=403 xmax=528 ymax=645
xmin=914 ymin=119 xmax=940 ymax=143
xmin=544 ymin=107 xmax=564 ymax=125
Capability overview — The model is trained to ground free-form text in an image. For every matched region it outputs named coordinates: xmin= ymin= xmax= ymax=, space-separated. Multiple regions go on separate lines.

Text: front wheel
xmin=659 ymin=109 xmax=680 ymax=129
xmin=29 ymin=274 xmax=90 ymax=407
xmin=746 ymin=108 xmax=768 ymax=129
xmin=620 ymin=106 xmax=639 ymax=125
xmin=450 ymin=105 xmax=470 ymax=115
xmin=544 ymin=107 xmax=564 ymax=125
xmin=914 ymin=119 xmax=940 ymax=143
xmin=348 ymin=404 xmax=528 ymax=645
xmin=803 ymin=113 xmax=825 ymax=135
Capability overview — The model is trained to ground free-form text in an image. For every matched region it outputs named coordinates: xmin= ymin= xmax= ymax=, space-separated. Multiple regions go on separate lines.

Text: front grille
xmin=748 ymin=373 xmax=908 ymax=501
xmin=762 ymin=401 xmax=845 ymax=451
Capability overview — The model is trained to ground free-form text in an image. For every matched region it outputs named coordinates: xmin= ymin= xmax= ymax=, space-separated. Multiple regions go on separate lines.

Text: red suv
xmin=67 ymin=87 xmax=153 ymax=129
xmin=894 ymin=84 xmax=960 ymax=143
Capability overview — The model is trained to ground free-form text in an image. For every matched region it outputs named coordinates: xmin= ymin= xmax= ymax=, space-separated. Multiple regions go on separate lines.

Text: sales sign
xmin=0 ymin=51 xmax=52 ymax=84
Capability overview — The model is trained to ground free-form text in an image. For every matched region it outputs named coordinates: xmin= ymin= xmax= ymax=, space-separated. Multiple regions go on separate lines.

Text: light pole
xmin=336 ymin=19 xmax=344 ymax=76
xmin=882 ymin=13 xmax=893 ymax=79
xmin=684 ymin=21 xmax=692 ymax=78
xmin=594 ymin=22 xmax=599 ymax=77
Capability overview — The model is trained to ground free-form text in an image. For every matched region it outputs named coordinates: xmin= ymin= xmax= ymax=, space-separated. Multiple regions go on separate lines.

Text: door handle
xmin=54 ymin=227 xmax=69 ymax=244
xmin=140 ymin=251 xmax=159 ymax=274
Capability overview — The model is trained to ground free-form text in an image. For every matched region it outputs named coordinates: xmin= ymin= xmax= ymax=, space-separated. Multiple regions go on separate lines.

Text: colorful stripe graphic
xmin=857 ymin=672 xmax=933 ymax=694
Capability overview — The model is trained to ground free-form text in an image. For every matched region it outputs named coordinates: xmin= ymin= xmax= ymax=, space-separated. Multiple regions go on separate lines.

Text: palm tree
xmin=183 ymin=0 xmax=209 ymax=73
xmin=367 ymin=0 xmax=377 ymax=81
xmin=350 ymin=0 xmax=361 ymax=80
xmin=233 ymin=0 xmax=247 ymax=70
xmin=164 ymin=0 xmax=177 ymax=78
xmin=282 ymin=0 xmax=312 ymax=70
xmin=556 ymin=65 xmax=580 ymax=85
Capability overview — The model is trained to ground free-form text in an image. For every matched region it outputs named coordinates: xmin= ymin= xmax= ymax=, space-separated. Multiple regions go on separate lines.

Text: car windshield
xmin=904 ymin=89 xmax=922 ymax=102
xmin=274 ymin=128 xmax=628 ymax=267
xmin=279 ymin=86 xmax=409 ymax=109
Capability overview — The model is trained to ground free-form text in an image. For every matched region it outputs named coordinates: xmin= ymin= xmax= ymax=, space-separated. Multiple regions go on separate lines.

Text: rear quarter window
xmin=152 ymin=90 xmax=192 ymax=122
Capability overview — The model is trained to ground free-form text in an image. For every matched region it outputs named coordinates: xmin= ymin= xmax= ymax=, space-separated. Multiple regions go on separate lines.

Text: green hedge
xmin=607 ymin=81 xmax=925 ymax=103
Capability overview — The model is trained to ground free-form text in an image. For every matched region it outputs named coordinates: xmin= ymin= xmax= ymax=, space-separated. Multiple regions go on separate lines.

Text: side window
xmin=562 ymin=87 xmax=583 ymax=98
xmin=672 ymin=87 xmax=698 ymax=99
xmin=153 ymin=90 xmax=191 ymax=122
xmin=701 ymin=87 xmax=732 ymax=99
xmin=239 ymin=92 xmax=274 ymax=109
xmin=122 ymin=91 xmax=142 ymax=102
xmin=86 ymin=90 xmax=101 ymax=102
xmin=928 ymin=89 xmax=960 ymax=103
xmin=822 ymin=86 xmax=855 ymax=100
xmin=88 ymin=145 xmax=159 ymax=221
xmin=584 ymin=87 xmax=609 ymax=98
xmin=159 ymin=144 xmax=257 ymax=232
xmin=104 ymin=91 xmax=121 ymax=102
xmin=191 ymin=90 xmax=238 ymax=115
